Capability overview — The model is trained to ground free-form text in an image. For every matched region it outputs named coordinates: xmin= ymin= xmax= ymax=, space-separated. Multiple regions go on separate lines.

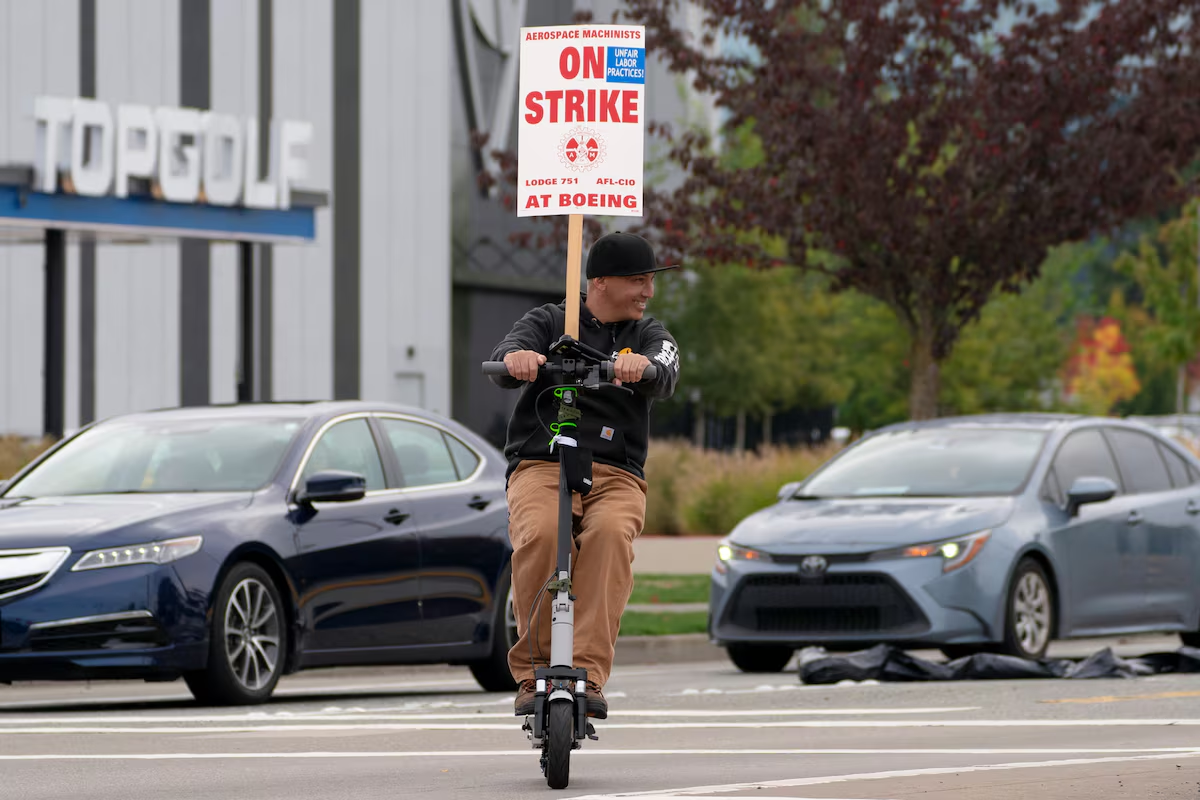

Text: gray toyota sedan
xmin=709 ymin=414 xmax=1200 ymax=672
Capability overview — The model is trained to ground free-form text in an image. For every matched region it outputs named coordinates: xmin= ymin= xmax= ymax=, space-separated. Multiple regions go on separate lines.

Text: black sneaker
xmin=514 ymin=679 xmax=537 ymax=716
xmin=585 ymin=681 xmax=607 ymax=719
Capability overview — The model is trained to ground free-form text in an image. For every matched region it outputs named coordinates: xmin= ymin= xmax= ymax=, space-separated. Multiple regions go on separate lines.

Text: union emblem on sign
xmin=558 ymin=127 xmax=606 ymax=172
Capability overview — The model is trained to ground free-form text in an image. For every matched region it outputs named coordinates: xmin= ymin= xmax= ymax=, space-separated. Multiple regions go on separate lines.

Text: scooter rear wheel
xmin=544 ymin=700 xmax=573 ymax=789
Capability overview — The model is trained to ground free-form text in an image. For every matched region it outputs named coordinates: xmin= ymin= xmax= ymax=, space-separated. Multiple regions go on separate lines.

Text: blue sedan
xmin=710 ymin=414 xmax=1200 ymax=672
xmin=0 ymin=402 xmax=515 ymax=704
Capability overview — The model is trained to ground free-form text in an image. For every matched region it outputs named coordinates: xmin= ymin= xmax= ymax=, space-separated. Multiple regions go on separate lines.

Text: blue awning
xmin=0 ymin=167 xmax=325 ymax=244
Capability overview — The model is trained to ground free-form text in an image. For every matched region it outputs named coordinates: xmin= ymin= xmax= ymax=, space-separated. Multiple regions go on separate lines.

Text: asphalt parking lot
xmin=2 ymin=634 xmax=1198 ymax=799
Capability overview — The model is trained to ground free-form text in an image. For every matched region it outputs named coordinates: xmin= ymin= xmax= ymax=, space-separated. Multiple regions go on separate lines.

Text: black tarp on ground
xmin=797 ymin=644 xmax=1200 ymax=684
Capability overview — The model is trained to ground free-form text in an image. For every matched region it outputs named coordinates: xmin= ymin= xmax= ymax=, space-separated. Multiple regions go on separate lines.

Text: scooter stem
xmin=550 ymin=448 xmax=575 ymax=668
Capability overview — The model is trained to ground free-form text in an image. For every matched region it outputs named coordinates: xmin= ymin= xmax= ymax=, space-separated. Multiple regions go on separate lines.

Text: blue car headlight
xmin=71 ymin=535 xmax=204 ymax=571
xmin=869 ymin=530 xmax=991 ymax=573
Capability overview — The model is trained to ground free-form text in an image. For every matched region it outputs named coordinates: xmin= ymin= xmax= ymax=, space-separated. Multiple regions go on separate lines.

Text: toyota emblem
xmin=799 ymin=555 xmax=828 ymax=577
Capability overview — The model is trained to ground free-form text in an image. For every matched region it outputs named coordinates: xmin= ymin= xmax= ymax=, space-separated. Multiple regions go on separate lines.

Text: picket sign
xmin=517 ymin=24 xmax=646 ymax=336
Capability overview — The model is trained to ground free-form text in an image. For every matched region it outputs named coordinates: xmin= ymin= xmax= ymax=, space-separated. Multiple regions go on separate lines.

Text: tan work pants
xmin=506 ymin=460 xmax=647 ymax=688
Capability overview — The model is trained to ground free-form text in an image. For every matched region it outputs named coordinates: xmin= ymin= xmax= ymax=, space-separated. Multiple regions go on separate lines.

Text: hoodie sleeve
xmin=635 ymin=319 xmax=680 ymax=400
xmin=488 ymin=304 xmax=556 ymax=389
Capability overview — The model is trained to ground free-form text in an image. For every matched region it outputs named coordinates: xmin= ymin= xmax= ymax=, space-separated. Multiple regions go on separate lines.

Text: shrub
xmin=0 ymin=436 xmax=55 ymax=481
xmin=643 ymin=440 xmax=840 ymax=536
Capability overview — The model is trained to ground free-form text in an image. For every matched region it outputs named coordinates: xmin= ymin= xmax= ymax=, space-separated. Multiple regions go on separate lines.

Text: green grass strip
xmin=618 ymin=610 xmax=709 ymax=637
xmin=628 ymin=573 xmax=711 ymax=605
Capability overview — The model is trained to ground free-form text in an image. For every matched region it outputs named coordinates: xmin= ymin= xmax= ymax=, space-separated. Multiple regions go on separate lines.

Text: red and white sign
xmin=517 ymin=25 xmax=645 ymax=218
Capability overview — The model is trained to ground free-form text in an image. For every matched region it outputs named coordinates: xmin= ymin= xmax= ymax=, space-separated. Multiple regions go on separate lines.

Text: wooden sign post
xmin=516 ymin=24 xmax=647 ymax=340
xmin=564 ymin=214 xmax=583 ymax=338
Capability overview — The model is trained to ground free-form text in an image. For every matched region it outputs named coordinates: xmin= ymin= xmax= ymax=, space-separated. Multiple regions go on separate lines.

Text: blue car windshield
xmin=5 ymin=417 xmax=303 ymax=497
xmin=800 ymin=428 xmax=1047 ymax=498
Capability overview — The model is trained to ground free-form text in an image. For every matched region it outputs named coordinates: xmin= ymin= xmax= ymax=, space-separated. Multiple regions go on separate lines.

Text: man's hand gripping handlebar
xmin=482 ymin=335 xmax=658 ymax=387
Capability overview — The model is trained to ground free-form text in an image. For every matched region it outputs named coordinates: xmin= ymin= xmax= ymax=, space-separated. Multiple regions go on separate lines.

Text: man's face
xmin=601 ymin=273 xmax=655 ymax=320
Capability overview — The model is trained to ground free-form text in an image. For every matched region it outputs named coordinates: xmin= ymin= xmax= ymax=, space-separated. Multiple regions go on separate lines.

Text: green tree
xmin=1115 ymin=199 xmax=1200 ymax=414
xmin=656 ymin=265 xmax=851 ymax=449
xmin=822 ymin=291 xmax=910 ymax=435
xmin=942 ymin=243 xmax=1079 ymax=414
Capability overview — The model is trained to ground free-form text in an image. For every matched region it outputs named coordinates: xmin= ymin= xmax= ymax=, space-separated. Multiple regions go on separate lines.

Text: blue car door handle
xmin=384 ymin=509 xmax=410 ymax=526
xmin=467 ymin=495 xmax=491 ymax=511
xmin=1126 ymin=510 xmax=1144 ymax=526
xmin=1187 ymin=500 xmax=1200 ymax=516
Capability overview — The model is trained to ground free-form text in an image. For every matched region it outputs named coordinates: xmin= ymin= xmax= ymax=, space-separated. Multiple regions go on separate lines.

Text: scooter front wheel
xmin=544 ymin=699 xmax=574 ymax=789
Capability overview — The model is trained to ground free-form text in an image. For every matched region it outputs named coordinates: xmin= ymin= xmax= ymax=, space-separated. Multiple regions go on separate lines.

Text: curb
xmin=624 ymin=603 xmax=708 ymax=613
xmin=614 ymin=633 xmax=726 ymax=666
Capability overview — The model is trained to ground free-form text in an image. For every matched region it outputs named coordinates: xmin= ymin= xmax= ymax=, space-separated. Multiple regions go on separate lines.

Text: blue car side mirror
xmin=298 ymin=470 xmax=367 ymax=504
xmin=1066 ymin=476 xmax=1118 ymax=517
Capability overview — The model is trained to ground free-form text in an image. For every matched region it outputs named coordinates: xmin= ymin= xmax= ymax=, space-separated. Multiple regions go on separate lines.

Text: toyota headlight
xmin=869 ymin=530 xmax=991 ymax=573
xmin=715 ymin=540 xmax=771 ymax=574
xmin=72 ymin=536 xmax=204 ymax=571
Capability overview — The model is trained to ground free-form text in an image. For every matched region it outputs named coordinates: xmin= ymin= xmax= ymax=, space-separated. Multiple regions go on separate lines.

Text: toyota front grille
xmin=725 ymin=573 xmax=929 ymax=636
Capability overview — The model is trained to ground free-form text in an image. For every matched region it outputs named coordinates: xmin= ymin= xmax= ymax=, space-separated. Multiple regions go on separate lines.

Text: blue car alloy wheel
xmin=467 ymin=564 xmax=520 ymax=692
xmin=185 ymin=562 xmax=286 ymax=705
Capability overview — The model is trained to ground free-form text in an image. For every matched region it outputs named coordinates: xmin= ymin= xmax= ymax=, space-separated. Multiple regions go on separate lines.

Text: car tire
xmin=939 ymin=645 xmax=983 ymax=660
xmin=726 ymin=643 xmax=793 ymax=673
xmin=468 ymin=565 xmax=519 ymax=692
xmin=1000 ymin=558 xmax=1054 ymax=660
xmin=184 ymin=562 xmax=286 ymax=706
xmin=1182 ymin=628 xmax=1200 ymax=649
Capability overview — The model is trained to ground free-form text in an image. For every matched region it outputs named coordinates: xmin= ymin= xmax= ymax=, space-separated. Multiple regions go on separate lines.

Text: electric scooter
xmin=483 ymin=334 xmax=657 ymax=789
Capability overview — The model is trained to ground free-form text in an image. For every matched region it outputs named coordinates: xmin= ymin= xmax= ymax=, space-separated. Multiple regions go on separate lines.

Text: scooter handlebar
xmin=481 ymin=361 xmax=514 ymax=376
xmin=481 ymin=361 xmax=658 ymax=381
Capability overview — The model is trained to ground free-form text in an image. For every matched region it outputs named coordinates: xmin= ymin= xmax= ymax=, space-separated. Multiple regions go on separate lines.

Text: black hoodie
xmin=488 ymin=298 xmax=680 ymax=480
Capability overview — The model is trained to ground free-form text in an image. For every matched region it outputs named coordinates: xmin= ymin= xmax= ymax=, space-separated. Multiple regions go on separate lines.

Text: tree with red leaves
xmin=620 ymin=0 xmax=1200 ymax=418
xmin=1064 ymin=315 xmax=1140 ymax=414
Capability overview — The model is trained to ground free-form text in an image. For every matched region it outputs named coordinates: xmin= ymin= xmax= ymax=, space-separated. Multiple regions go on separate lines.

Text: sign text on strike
xmin=523 ymin=89 xmax=639 ymax=125
xmin=524 ymin=192 xmax=639 ymax=211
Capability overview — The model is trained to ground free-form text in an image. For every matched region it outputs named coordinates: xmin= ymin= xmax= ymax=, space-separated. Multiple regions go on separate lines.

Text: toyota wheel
xmin=1001 ymin=558 xmax=1054 ymax=660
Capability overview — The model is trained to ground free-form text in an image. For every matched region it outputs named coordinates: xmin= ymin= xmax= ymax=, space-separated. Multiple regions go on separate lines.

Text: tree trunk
xmin=762 ymin=413 xmax=772 ymax=448
xmin=735 ymin=409 xmax=747 ymax=453
xmin=692 ymin=405 xmax=706 ymax=448
xmin=1178 ymin=364 xmax=1186 ymax=416
xmin=908 ymin=327 xmax=941 ymax=420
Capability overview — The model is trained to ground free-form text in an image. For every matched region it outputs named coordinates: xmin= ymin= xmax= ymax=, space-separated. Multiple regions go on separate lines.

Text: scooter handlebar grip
xmin=481 ymin=361 xmax=511 ymax=376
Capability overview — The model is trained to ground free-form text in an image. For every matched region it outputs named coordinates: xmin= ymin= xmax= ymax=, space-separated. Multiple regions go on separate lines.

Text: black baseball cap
xmin=585 ymin=232 xmax=679 ymax=279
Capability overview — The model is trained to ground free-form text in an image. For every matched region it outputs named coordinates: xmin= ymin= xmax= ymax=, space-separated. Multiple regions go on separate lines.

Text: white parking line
xmin=0 ymin=706 xmax=979 ymax=724
xmin=0 ymin=677 xmax=485 ymax=711
xmin=565 ymin=749 xmax=1200 ymax=799
xmin=0 ymin=718 xmax=1198 ymax=734
xmin=274 ymin=678 xmax=482 ymax=694
xmin=0 ymin=747 xmax=1194 ymax=761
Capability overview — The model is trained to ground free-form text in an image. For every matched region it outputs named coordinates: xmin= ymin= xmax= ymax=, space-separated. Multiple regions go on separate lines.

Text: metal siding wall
xmin=94 ymin=0 xmax=181 ymax=421
xmin=65 ymin=243 xmax=81 ymax=432
xmin=359 ymin=0 xmax=388 ymax=405
xmin=209 ymin=0 xmax=258 ymax=405
xmin=411 ymin=2 xmax=452 ymax=417
xmin=272 ymin=0 xmax=333 ymax=402
xmin=359 ymin=0 xmax=451 ymax=415
xmin=0 ymin=0 xmax=80 ymax=436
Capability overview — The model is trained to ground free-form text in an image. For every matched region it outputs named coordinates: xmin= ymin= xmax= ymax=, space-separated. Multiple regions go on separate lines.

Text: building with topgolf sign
xmin=0 ymin=0 xmax=715 ymax=445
